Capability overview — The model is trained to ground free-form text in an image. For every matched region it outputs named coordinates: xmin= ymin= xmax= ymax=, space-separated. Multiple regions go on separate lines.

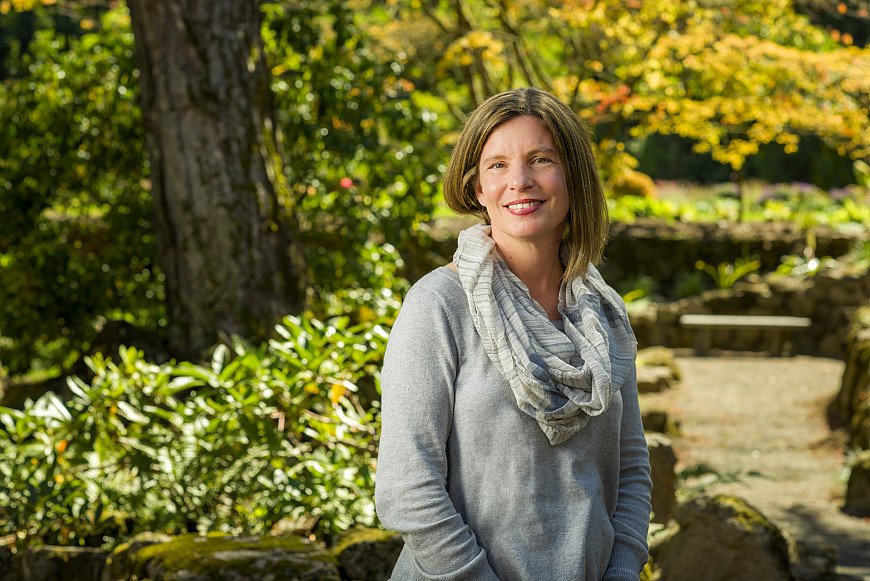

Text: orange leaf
xmin=330 ymin=383 xmax=346 ymax=404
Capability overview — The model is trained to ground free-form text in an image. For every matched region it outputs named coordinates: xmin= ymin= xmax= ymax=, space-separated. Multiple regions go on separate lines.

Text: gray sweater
xmin=375 ymin=267 xmax=652 ymax=580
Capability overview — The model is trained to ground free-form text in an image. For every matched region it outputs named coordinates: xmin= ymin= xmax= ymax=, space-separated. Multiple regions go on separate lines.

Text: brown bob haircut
xmin=443 ymin=87 xmax=609 ymax=280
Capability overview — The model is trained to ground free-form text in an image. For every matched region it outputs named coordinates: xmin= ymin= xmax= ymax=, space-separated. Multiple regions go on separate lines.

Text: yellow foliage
xmin=1 ymin=0 xmax=54 ymax=11
xmin=608 ymin=170 xmax=658 ymax=199
xmin=360 ymin=0 xmax=870 ymax=170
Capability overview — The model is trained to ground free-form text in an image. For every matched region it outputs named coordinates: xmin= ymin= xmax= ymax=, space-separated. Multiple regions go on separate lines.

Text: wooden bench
xmin=679 ymin=314 xmax=812 ymax=356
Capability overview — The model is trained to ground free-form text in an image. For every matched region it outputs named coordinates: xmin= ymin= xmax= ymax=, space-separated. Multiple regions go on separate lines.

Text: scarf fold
xmin=453 ymin=223 xmax=637 ymax=445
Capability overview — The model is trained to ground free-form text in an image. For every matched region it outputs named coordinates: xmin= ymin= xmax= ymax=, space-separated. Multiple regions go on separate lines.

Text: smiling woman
xmin=375 ymin=87 xmax=652 ymax=581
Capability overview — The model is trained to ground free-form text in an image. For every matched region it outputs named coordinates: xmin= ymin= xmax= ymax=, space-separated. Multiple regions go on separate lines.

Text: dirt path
xmin=642 ymin=356 xmax=870 ymax=580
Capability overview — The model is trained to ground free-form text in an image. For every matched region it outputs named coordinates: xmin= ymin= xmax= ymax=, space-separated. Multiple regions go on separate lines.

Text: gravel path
xmin=642 ymin=356 xmax=870 ymax=580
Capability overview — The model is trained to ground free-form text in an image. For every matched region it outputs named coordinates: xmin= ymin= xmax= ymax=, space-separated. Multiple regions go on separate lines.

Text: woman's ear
xmin=475 ymin=180 xmax=485 ymax=207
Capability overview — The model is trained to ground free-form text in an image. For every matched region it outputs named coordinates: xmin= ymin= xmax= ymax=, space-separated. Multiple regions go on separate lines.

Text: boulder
xmin=827 ymin=306 xmax=870 ymax=438
xmin=844 ymin=449 xmax=870 ymax=517
xmin=641 ymin=408 xmax=680 ymax=435
xmin=852 ymin=399 xmax=870 ymax=451
xmin=637 ymin=366 xmax=674 ymax=393
xmin=646 ymin=433 xmax=677 ymax=525
xmin=790 ymin=539 xmax=838 ymax=581
xmin=103 ymin=533 xmax=340 ymax=581
xmin=2 ymin=545 xmax=108 ymax=581
xmin=636 ymin=347 xmax=681 ymax=394
xmin=331 ymin=528 xmax=403 ymax=581
xmin=102 ymin=531 xmax=174 ymax=581
xmin=637 ymin=346 xmax=682 ymax=381
xmin=650 ymin=495 xmax=794 ymax=581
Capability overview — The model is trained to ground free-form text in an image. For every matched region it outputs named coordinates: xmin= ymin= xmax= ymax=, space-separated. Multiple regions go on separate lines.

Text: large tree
xmin=125 ymin=0 xmax=306 ymax=359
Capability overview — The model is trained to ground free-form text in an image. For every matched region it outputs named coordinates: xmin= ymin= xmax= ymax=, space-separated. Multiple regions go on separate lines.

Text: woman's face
xmin=475 ymin=115 xmax=570 ymax=250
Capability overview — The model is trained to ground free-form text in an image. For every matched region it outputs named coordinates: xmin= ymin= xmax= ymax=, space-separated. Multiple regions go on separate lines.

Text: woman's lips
xmin=505 ymin=199 xmax=544 ymax=215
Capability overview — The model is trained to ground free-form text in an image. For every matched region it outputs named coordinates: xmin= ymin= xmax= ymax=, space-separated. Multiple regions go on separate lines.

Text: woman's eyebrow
xmin=480 ymin=153 xmax=506 ymax=167
xmin=528 ymin=147 xmax=558 ymax=158
xmin=480 ymin=147 xmax=558 ymax=166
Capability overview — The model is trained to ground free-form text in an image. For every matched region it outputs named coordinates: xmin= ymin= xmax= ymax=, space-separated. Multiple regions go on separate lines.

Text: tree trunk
xmin=127 ymin=0 xmax=306 ymax=360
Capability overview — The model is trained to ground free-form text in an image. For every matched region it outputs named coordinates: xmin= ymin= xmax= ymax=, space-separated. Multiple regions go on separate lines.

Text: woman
xmin=375 ymin=87 xmax=652 ymax=580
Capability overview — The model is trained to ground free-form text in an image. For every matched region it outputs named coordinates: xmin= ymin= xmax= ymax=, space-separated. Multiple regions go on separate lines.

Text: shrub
xmin=673 ymin=271 xmax=708 ymax=299
xmin=619 ymin=275 xmax=657 ymax=305
xmin=0 ymin=314 xmax=390 ymax=548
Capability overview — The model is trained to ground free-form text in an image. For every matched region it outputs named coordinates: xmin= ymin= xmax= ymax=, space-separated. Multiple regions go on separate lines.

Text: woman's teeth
xmin=507 ymin=201 xmax=542 ymax=209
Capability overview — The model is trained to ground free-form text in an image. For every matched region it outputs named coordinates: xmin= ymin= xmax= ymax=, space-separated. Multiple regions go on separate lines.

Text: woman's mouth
xmin=505 ymin=200 xmax=544 ymax=214
xmin=506 ymin=201 xmax=541 ymax=209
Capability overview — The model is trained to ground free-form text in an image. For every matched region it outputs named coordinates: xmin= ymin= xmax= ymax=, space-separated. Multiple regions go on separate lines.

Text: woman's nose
xmin=509 ymin=165 xmax=533 ymax=190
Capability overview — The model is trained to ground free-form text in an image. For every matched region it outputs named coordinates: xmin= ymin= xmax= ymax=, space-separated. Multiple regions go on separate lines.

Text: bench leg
xmin=694 ymin=328 xmax=713 ymax=356
xmin=770 ymin=329 xmax=783 ymax=356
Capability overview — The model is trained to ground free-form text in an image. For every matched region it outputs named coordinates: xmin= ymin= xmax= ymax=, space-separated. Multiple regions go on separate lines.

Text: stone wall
xmin=601 ymin=219 xmax=861 ymax=297
xmin=413 ymin=217 xmax=866 ymax=299
xmin=629 ymin=264 xmax=870 ymax=358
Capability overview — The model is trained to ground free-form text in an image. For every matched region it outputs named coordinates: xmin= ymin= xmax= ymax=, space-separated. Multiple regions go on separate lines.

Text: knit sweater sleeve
xmin=603 ymin=365 xmax=653 ymax=580
xmin=375 ymin=280 xmax=500 ymax=581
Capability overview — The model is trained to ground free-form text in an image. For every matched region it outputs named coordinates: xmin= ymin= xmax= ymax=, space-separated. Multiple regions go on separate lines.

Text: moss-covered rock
xmin=3 ymin=545 xmax=108 ymax=581
xmin=828 ymin=305 xmax=870 ymax=454
xmin=640 ymin=408 xmax=681 ymax=436
xmin=637 ymin=366 xmax=674 ymax=393
xmin=636 ymin=347 xmax=681 ymax=393
xmin=103 ymin=533 xmax=340 ymax=581
xmin=844 ymin=449 xmax=870 ymax=517
xmin=637 ymin=346 xmax=682 ymax=381
xmin=331 ymin=527 xmax=402 ymax=581
xmin=102 ymin=531 xmax=174 ymax=581
xmin=646 ymin=433 xmax=677 ymax=526
xmin=650 ymin=495 xmax=794 ymax=581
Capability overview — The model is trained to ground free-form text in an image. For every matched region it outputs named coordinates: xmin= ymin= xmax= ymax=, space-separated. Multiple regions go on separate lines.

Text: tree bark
xmin=127 ymin=0 xmax=306 ymax=360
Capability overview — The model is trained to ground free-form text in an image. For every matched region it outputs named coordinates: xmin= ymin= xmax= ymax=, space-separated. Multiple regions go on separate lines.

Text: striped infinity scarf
xmin=454 ymin=224 xmax=637 ymax=445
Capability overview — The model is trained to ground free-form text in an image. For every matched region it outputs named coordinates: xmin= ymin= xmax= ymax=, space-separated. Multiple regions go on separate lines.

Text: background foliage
xmin=263 ymin=1 xmax=442 ymax=310
xmin=0 ymin=7 xmax=159 ymax=376
xmin=1 ymin=0 xmax=869 ymax=550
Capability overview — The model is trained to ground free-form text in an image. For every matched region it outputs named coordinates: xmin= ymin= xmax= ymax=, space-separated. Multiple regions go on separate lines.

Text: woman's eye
xmin=533 ymin=157 xmax=550 ymax=164
xmin=489 ymin=162 xmax=505 ymax=169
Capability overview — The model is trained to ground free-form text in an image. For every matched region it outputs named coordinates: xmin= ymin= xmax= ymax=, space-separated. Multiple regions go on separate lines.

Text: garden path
xmin=643 ymin=355 xmax=870 ymax=580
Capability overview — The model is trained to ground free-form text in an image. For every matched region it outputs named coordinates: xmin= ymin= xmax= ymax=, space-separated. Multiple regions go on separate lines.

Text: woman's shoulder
xmin=396 ymin=265 xmax=467 ymax=325
xmin=388 ymin=266 xmax=468 ymax=349
xmin=406 ymin=265 xmax=463 ymax=305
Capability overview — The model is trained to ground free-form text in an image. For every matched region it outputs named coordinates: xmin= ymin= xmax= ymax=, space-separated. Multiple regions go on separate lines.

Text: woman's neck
xmin=492 ymin=232 xmax=564 ymax=319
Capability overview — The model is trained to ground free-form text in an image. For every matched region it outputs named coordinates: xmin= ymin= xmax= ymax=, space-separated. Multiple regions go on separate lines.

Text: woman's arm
xmin=375 ymin=283 xmax=500 ymax=580
xmin=604 ymin=365 xmax=654 ymax=580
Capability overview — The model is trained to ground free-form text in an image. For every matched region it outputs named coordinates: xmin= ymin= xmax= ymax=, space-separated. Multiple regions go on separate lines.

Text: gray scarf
xmin=454 ymin=224 xmax=637 ymax=445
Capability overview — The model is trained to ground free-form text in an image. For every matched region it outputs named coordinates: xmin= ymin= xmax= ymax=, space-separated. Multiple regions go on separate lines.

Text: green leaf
xmin=212 ymin=344 xmax=229 ymax=375
xmin=31 ymin=392 xmax=73 ymax=423
xmin=66 ymin=376 xmax=91 ymax=402
xmin=116 ymin=401 xmax=149 ymax=425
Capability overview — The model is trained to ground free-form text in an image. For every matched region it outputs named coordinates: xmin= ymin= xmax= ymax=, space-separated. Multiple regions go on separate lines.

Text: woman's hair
xmin=443 ymin=87 xmax=609 ymax=280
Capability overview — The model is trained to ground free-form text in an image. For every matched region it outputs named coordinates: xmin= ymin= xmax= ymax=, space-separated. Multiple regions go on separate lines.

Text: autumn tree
xmin=362 ymin=0 xmax=870 ymax=185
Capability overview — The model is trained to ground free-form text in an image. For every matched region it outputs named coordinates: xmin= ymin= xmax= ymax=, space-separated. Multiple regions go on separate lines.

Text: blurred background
xmin=0 ymin=0 xmax=868 ymax=576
